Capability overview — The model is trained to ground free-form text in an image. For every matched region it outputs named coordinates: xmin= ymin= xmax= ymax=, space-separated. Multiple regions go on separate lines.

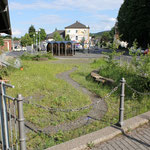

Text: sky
xmin=9 ymin=0 xmax=124 ymax=37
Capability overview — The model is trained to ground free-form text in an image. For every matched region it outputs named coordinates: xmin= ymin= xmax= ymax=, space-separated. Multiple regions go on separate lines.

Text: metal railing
xmin=0 ymin=81 xmax=26 ymax=150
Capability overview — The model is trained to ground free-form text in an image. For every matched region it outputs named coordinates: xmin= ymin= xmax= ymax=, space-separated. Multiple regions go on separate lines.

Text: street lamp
xmin=38 ymin=29 xmax=41 ymax=50
xmin=36 ymin=31 xmax=38 ymax=51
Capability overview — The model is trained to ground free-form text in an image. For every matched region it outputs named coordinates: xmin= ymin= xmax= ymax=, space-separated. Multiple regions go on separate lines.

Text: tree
xmin=100 ymin=32 xmax=112 ymax=46
xmin=28 ymin=25 xmax=36 ymax=39
xmin=13 ymin=37 xmax=20 ymax=41
xmin=39 ymin=28 xmax=46 ymax=41
xmin=65 ymin=34 xmax=71 ymax=41
xmin=109 ymin=27 xmax=115 ymax=42
xmin=117 ymin=0 xmax=150 ymax=48
xmin=0 ymin=36 xmax=4 ymax=47
xmin=80 ymin=37 xmax=85 ymax=49
xmin=53 ymin=32 xmax=63 ymax=41
xmin=21 ymin=33 xmax=32 ymax=46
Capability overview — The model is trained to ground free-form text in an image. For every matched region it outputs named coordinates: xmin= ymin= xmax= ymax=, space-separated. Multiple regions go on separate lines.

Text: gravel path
xmin=41 ymin=67 xmax=107 ymax=134
xmin=25 ymin=66 xmax=107 ymax=134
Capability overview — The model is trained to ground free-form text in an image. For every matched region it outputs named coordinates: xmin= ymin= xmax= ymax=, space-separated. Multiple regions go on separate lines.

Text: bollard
xmin=17 ymin=94 xmax=26 ymax=150
xmin=118 ymin=78 xmax=126 ymax=127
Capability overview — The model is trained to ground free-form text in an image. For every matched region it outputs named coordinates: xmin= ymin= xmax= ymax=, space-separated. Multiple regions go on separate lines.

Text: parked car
xmin=130 ymin=47 xmax=145 ymax=55
xmin=144 ymin=49 xmax=150 ymax=55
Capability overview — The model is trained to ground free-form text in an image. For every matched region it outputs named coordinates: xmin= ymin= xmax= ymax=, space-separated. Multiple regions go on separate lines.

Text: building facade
xmin=47 ymin=21 xmax=90 ymax=48
xmin=65 ymin=21 xmax=90 ymax=48
xmin=0 ymin=38 xmax=12 ymax=51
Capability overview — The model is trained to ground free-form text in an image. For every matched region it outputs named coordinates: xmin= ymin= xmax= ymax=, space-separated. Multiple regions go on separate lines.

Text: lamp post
xmin=38 ymin=29 xmax=41 ymax=50
xmin=36 ymin=31 xmax=38 ymax=51
xmin=33 ymin=34 xmax=35 ymax=50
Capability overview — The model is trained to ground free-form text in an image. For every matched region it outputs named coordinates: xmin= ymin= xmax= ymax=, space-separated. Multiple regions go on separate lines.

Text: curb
xmin=46 ymin=111 xmax=150 ymax=150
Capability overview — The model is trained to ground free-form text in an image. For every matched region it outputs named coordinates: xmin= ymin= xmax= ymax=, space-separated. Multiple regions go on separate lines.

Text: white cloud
xmin=12 ymin=29 xmax=22 ymax=37
xmin=9 ymin=0 xmax=124 ymax=34
xmin=10 ymin=0 xmax=124 ymax=11
xmin=20 ymin=14 xmax=68 ymax=26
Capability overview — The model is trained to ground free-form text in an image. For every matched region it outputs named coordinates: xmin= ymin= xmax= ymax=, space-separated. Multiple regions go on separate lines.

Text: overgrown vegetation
xmin=4 ymin=50 xmax=150 ymax=149
xmin=0 ymin=66 xmax=16 ymax=80
xmin=7 ymin=60 xmax=91 ymax=129
xmin=20 ymin=52 xmax=54 ymax=61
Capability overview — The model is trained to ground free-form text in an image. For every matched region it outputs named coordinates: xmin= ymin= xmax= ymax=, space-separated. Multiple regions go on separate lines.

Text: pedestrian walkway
xmin=92 ymin=123 xmax=150 ymax=150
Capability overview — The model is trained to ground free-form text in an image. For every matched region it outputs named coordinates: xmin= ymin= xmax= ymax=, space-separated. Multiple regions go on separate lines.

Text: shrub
xmin=20 ymin=52 xmax=53 ymax=61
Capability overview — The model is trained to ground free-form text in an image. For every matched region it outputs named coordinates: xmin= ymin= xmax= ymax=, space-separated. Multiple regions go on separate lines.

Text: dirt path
xmin=25 ymin=59 xmax=108 ymax=134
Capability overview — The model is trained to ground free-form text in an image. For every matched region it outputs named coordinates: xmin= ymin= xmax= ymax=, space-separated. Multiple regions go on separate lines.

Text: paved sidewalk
xmin=46 ymin=111 xmax=150 ymax=150
xmin=92 ymin=123 xmax=150 ymax=150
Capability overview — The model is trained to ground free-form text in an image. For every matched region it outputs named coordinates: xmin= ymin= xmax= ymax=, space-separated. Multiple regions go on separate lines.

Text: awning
xmin=0 ymin=0 xmax=11 ymax=35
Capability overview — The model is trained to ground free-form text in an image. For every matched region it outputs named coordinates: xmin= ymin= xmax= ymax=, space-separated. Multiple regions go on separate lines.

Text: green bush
xmin=0 ymin=66 xmax=16 ymax=79
xmin=20 ymin=52 xmax=53 ymax=61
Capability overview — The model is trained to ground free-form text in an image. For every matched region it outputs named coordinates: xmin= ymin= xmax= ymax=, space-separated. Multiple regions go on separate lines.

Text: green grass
xmin=7 ymin=60 xmax=91 ymax=128
xmin=71 ymin=58 xmax=150 ymax=120
xmin=5 ymin=58 xmax=150 ymax=150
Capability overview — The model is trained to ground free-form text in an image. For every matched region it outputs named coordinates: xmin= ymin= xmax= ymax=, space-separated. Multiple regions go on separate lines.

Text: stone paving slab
xmin=46 ymin=111 xmax=150 ymax=150
xmin=92 ymin=123 xmax=150 ymax=150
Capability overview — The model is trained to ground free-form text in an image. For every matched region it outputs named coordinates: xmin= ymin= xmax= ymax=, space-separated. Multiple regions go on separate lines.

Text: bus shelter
xmin=47 ymin=41 xmax=76 ymax=56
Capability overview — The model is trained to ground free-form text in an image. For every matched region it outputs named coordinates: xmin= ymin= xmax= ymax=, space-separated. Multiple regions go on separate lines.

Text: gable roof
xmin=65 ymin=21 xmax=90 ymax=29
xmin=0 ymin=0 xmax=12 ymax=35
xmin=47 ymin=30 xmax=65 ymax=39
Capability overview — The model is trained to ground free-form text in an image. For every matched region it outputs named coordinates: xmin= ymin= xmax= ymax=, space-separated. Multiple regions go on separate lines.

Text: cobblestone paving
xmin=91 ymin=123 xmax=150 ymax=150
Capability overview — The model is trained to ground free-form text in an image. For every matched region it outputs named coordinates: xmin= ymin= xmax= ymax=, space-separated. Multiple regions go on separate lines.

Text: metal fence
xmin=0 ymin=81 xmax=26 ymax=150
xmin=23 ymin=77 xmax=150 ymax=137
xmin=6 ymin=77 xmax=148 ymax=149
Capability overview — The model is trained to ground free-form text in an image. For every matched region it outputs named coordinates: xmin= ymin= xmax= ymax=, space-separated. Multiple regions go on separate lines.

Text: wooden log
xmin=91 ymin=70 xmax=115 ymax=84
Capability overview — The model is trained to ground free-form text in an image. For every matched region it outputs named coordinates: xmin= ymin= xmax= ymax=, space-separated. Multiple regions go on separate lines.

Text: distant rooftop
xmin=47 ymin=30 xmax=65 ymax=39
xmin=65 ymin=21 xmax=90 ymax=29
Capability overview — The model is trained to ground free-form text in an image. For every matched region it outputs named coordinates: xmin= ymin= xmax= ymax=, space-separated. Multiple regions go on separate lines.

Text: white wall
xmin=65 ymin=28 xmax=89 ymax=44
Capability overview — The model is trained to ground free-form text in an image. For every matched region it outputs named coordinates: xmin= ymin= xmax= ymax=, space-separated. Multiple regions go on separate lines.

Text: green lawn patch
xmin=7 ymin=60 xmax=91 ymax=128
xmin=5 ymin=56 xmax=150 ymax=150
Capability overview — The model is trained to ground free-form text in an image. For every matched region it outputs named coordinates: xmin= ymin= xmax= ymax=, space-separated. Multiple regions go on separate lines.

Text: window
xmin=76 ymin=30 xmax=78 ymax=33
xmin=76 ymin=36 xmax=78 ymax=40
xmin=67 ymin=30 xmax=70 ymax=33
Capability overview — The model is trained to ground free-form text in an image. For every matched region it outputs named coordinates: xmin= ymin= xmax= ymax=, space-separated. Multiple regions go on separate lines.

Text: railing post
xmin=118 ymin=78 xmax=126 ymax=127
xmin=0 ymin=81 xmax=10 ymax=150
xmin=17 ymin=94 xmax=26 ymax=150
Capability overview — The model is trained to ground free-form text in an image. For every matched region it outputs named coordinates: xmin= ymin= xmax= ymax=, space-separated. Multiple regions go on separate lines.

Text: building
xmin=0 ymin=38 xmax=12 ymax=51
xmin=65 ymin=21 xmax=90 ymax=48
xmin=47 ymin=21 xmax=90 ymax=48
xmin=47 ymin=29 xmax=65 ymax=41
xmin=12 ymin=40 xmax=21 ymax=50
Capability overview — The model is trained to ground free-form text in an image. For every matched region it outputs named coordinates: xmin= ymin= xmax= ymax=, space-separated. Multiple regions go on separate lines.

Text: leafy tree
xmin=65 ymin=34 xmax=71 ymax=41
xmin=117 ymin=0 xmax=150 ymax=48
xmin=80 ymin=37 xmax=85 ymax=49
xmin=39 ymin=28 xmax=46 ymax=41
xmin=28 ymin=25 xmax=36 ymax=39
xmin=109 ymin=27 xmax=115 ymax=42
xmin=21 ymin=33 xmax=32 ymax=46
xmin=101 ymin=32 xmax=111 ymax=43
xmin=13 ymin=37 xmax=20 ymax=41
xmin=53 ymin=32 xmax=63 ymax=41
xmin=0 ymin=36 xmax=4 ymax=47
